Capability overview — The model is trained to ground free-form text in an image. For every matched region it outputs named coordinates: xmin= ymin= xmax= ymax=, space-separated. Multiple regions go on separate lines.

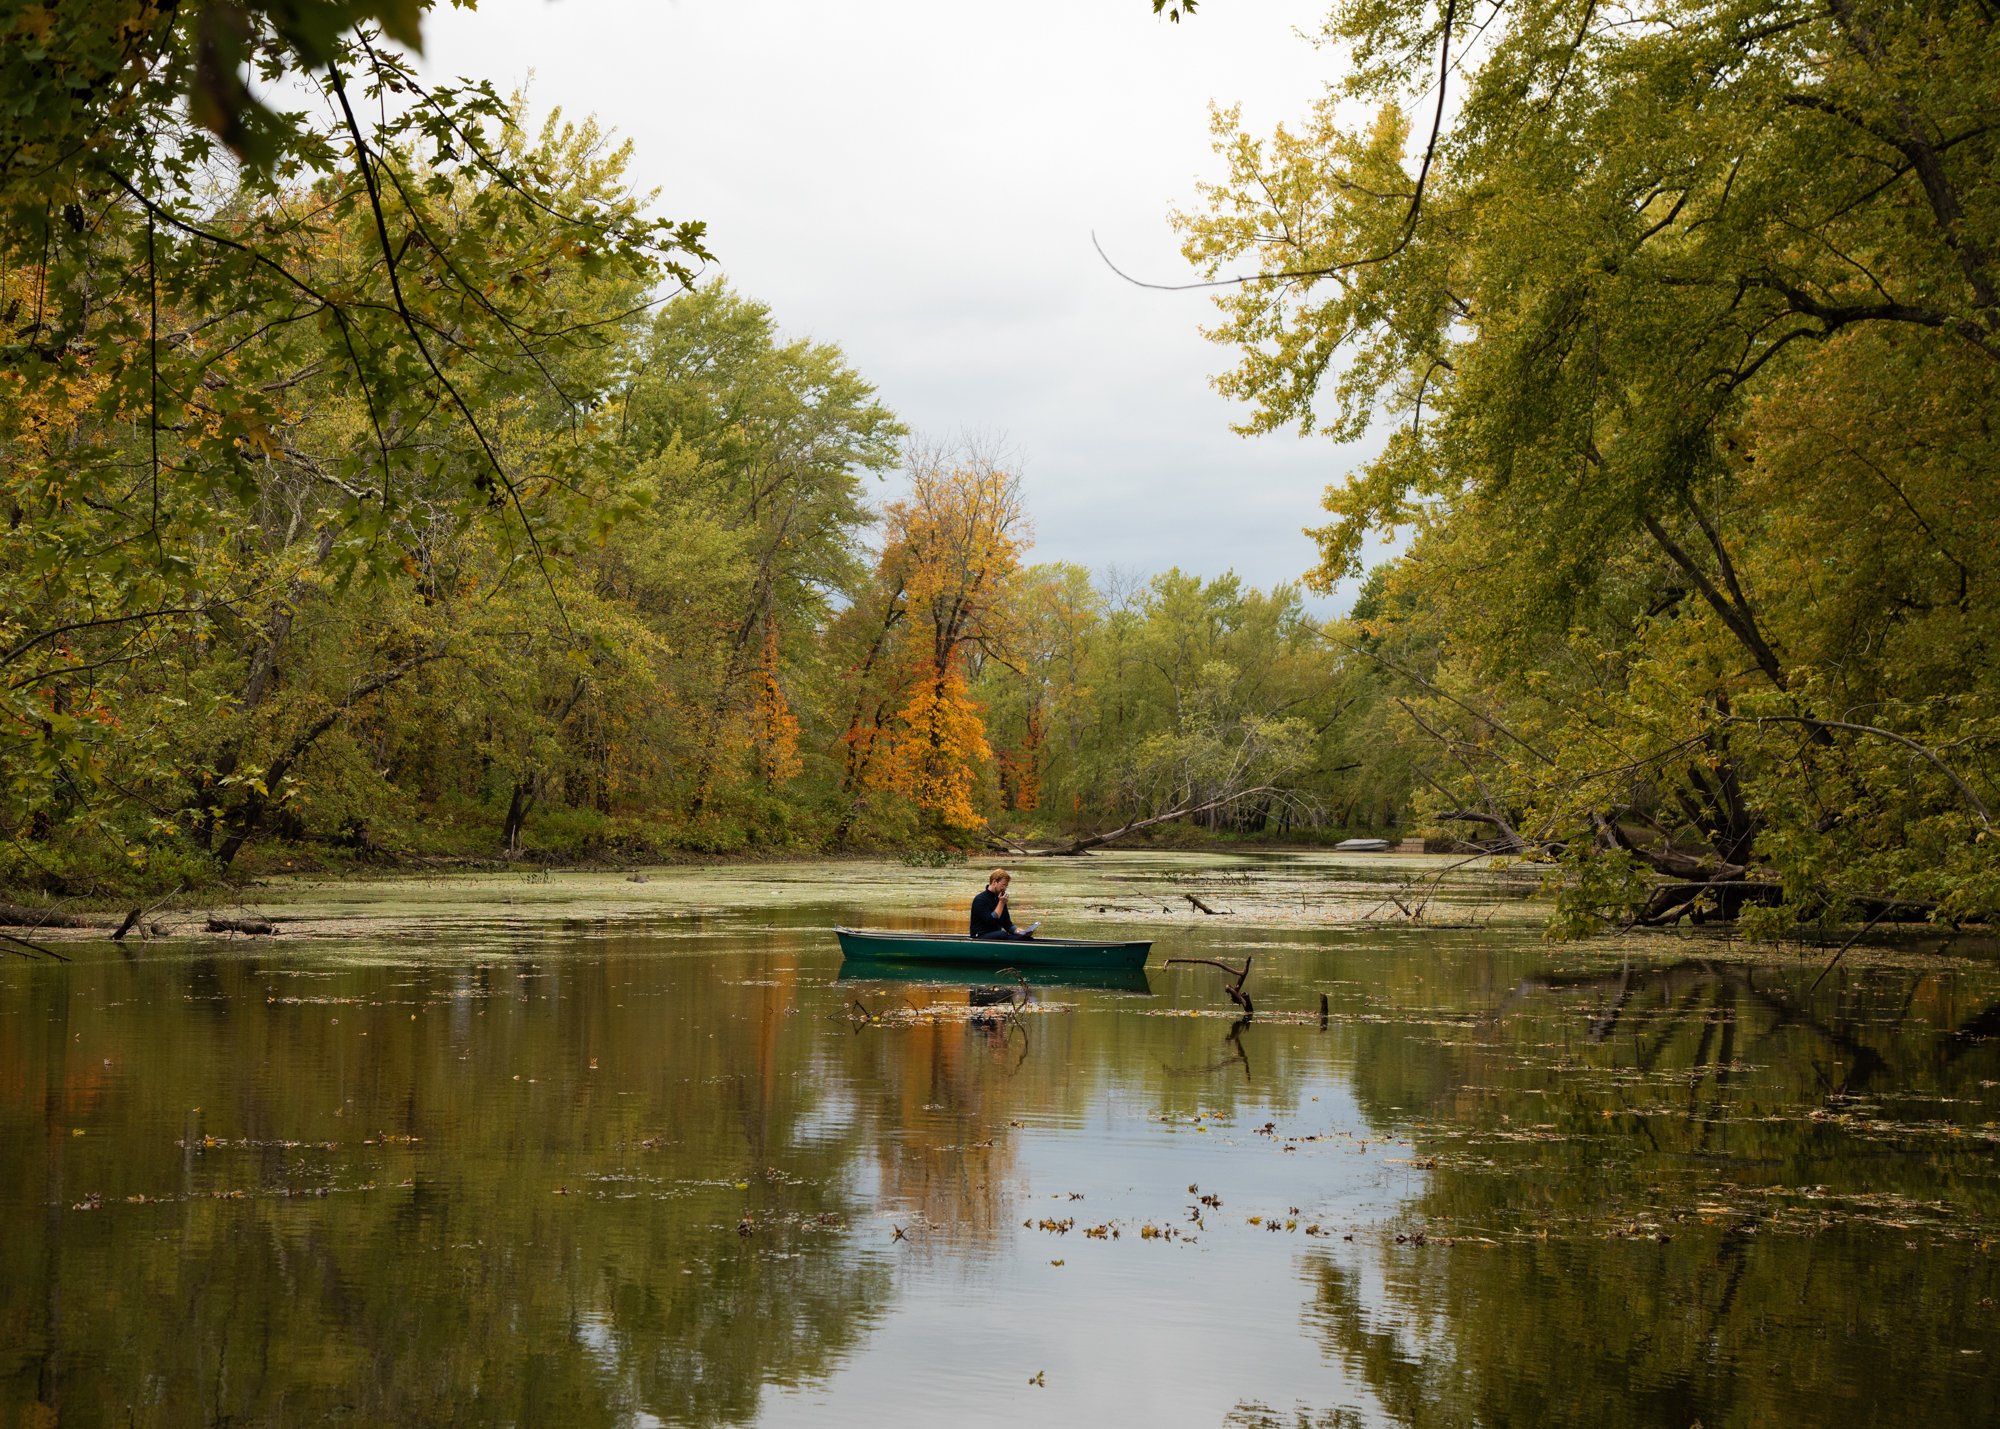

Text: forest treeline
xmin=4 ymin=260 xmax=1375 ymax=889
xmin=0 ymin=3 xmax=1380 ymax=896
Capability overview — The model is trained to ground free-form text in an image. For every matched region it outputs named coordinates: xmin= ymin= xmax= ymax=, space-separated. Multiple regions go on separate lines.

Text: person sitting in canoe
xmin=970 ymin=868 xmax=1036 ymax=939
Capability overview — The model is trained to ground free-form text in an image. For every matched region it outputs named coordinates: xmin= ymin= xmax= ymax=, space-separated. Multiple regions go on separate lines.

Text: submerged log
xmin=0 ymin=902 xmax=105 ymax=929
xmin=206 ymin=916 xmax=278 ymax=935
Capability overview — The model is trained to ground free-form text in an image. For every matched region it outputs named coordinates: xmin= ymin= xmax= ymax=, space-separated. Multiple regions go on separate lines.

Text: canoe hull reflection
xmin=833 ymin=926 xmax=1151 ymax=972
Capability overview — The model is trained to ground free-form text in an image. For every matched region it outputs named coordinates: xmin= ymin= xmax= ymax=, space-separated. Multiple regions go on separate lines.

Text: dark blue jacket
xmin=969 ymin=888 xmax=1014 ymax=937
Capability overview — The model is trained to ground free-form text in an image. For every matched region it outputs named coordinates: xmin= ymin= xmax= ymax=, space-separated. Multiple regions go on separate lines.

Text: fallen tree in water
xmin=1042 ymin=786 xmax=1288 ymax=856
xmin=0 ymin=903 xmax=107 ymax=930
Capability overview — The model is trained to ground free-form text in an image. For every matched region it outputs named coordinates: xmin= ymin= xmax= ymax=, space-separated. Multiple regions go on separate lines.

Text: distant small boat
xmin=1333 ymin=838 xmax=1394 ymax=852
xmin=833 ymin=926 xmax=1151 ymax=971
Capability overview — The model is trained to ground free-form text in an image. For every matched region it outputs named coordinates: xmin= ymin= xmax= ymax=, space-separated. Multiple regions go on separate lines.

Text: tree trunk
xmin=502 ymin=780 xmax=534 ymax=856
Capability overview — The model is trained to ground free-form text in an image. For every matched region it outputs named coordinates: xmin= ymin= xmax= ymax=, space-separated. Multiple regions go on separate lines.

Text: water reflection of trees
xmin=1297 ymin=955 xmax=2000 ymax=1429
xmin=1300 ymin=1225 xmax=1998 ymax=1427
xmin=844 ymin=986 xmax=1030 ymax=1248
xmin=1 ymin=945 xmax=893 ymax=1426
xmin=2 ymin=935 xmax=1368 ymax=1425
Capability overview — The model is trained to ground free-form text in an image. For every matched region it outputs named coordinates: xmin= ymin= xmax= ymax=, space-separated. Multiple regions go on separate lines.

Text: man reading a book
xmin=969 ymin=869 xmax=1036 ymax=939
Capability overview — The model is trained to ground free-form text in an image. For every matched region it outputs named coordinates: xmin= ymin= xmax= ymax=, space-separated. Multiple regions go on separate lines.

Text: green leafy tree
xmin=1175 ymin=0 xmax=2000 ymax=928
xmin=3 ymin=2 xmax=704 ymax=887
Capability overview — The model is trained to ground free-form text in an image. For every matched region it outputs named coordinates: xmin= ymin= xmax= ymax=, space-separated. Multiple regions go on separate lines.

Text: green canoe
xmin=838 ymin=957 xmax=1153 ymax=994
xmin=833 ymin=926 xmax=1152 ymax=972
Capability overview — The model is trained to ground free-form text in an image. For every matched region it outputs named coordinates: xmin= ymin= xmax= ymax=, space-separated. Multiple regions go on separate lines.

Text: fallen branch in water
xmin=206 ymin=916 xmax=277 ymax=935
xmin=1807 ymin=906 xmax=1895 ymax=995
xmin=1045 ymin=787 xmax=1288 ymax=856
xmin=1166 ymin=956 xmax=1254 ymax=1016
xmin=1 ymin=930 xmax=69 ymax=961
xmin=126 ymin=883 xmax=186 ymax=944
xmin=1183 ymin=893 xmax=1233 ymax=916
xmin=1363 ymin=851 xmax=1495 ymax=923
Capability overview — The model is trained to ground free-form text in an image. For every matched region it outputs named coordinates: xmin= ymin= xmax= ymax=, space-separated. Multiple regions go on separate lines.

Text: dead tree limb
xmin=1807 ymin=906 xmax=1896 ymax=994
xmin=130 ymin=883 xmax=186 ymax=942
xmin=1433 ymin=809 xmax=1532 ymax=852
xmin=1394 ymin=700 xmax=1531 ymax=851
xmin=1050 ymin=787 xmax=1284 ymax=856
xmin=1167 ymin=956 xmax=1254 ymax=1016
xmin=1 ymin=931 xmax=68 ymax=961
xmin=1183 ymin=893 xmax=1232 ymax=916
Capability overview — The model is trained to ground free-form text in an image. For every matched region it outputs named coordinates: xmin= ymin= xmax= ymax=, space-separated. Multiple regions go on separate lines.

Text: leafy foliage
xmin=1176 ymin=0 xmax=2000 ymax=929
xmin=0 ymin=0 xmax=1386 ymax=894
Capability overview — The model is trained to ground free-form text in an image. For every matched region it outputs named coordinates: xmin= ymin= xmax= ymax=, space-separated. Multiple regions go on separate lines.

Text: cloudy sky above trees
xmin=419 ymin=0 xmax=1380 ymax=610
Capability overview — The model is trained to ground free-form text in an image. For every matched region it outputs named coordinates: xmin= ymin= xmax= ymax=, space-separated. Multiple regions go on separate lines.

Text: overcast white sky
xmin=419 ymin=0 xmax=1383 ymax=610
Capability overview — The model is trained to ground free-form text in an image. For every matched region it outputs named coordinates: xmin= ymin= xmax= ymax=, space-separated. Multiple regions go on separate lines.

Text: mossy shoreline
xmin=1 ymin=817 xmax=1408 ymax=915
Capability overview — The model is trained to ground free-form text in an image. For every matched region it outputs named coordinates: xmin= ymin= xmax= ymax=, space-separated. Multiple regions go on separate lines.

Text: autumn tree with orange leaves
xmin=831 ymin=443 xmax=1027 ymax=837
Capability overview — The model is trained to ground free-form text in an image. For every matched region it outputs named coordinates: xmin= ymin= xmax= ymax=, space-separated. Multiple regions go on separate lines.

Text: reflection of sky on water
xmin=760 ymin=1073 xmax=1407 ymax=1428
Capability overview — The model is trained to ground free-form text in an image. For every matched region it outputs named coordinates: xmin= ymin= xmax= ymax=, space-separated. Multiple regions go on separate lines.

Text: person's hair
xmin=987 ymin=868 xmax=1010 ymax=886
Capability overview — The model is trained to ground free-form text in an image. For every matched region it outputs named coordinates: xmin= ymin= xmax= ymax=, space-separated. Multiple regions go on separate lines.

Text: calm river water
xmin=3 ymin=853 xmax=1996 ymax=1426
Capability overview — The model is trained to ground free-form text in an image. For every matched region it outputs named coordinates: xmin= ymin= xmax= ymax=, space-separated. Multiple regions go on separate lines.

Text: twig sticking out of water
xmin=1363 ymin=851 xmax=1496 ymax=923
xmin=1167 ymin=956 xmax=1254 ymax=1017
xmin=132 ymin=883 xmax=186 ymax=943
xmin=1222 ymin=1014 xmax=1253 ymax=1081
xmin=1807 ymin=907 xmax=1894 ymax=995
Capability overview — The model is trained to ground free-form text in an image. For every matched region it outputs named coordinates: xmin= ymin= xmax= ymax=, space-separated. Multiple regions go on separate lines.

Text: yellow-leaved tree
xmin=834 ymin=442 xmax=1027 ymax=837
xmin=753 ymin=624 xmax=804 ymax=787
